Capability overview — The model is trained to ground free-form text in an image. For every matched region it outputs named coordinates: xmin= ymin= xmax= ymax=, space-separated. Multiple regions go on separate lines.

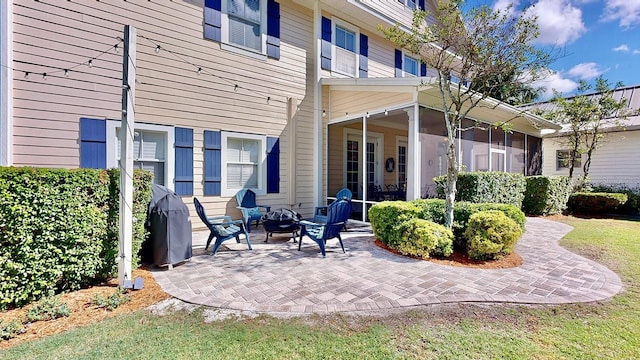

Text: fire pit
xmin=261 ymin=208 xmax=302 ymax=243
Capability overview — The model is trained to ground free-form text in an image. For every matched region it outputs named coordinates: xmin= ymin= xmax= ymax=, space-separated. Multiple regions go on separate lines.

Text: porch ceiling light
xmin=384 ymin=109 xmax=388 ymax=116
xmin=322 ymin=110 xmax=326 ymax=117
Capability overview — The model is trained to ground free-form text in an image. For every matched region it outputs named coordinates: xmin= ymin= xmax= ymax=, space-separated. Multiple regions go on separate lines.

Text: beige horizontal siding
xmin=12 ymin=0 xmax=316 ymax=223
xmin=330 ymin=90 xmax=413 ymax=116
xmin=542 ymin=131 xmax=640 ymax=186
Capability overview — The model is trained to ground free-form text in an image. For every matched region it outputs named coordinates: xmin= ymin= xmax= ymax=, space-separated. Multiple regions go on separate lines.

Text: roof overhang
xmin=322 ymin=77 xmax=562 ymax=133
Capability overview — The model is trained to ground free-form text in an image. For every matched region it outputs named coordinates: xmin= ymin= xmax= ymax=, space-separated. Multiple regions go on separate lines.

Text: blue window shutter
xmin=174 ymin=127 xmax=193 ymax=196
xmin=266 ymin=137 xmax=280 ymax=194
xmin=418 ymin=0 xmax=426 ymax=10
xmin=80 ymin=118 xmax=106 ymax=169
xmin=321 ymin=17 xmax=332 ymax=71
xmin=203 ymin=130 xmax=221 ymax=196
xmin=267 ymin=0 xmax=281 ymax=59
xmin=395 ymin=49 xmax=403 ymax=77
xmin=420 ymin=62 xmax=427 ymax=77
xmin=204 ymin=0 xmax=222 ymax=42
xmin=359 ymin=34 xmax=368 ymax=78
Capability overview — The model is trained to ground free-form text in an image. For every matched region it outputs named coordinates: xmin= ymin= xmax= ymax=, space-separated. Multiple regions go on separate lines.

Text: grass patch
xmin=1 ymin=216 xmax=639 ymax=359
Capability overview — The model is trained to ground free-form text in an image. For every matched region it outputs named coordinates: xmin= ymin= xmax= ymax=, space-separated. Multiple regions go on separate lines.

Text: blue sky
xmin=466 ymin=0 xmax=640 ymax=99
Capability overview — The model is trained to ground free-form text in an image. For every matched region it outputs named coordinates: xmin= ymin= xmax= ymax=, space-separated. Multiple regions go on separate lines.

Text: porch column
xmin=405 ymin=104 xmax=420 ymax=200
xmin=361 ymin=114 xmax=367 ymax=221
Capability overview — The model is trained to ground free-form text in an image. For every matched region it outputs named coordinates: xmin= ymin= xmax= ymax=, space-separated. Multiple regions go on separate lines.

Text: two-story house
xmin=0 ymin=0 xmax=559 ymax=224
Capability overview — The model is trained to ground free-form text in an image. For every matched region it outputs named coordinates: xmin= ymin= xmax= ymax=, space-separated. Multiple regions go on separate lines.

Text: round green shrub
xmin=368 ymin=201 xmax=421 ymax=246
xmin=464 ymin=210 xmax=523 ymax=260
xmin=395 ymin=219 xmax=454 ymax=259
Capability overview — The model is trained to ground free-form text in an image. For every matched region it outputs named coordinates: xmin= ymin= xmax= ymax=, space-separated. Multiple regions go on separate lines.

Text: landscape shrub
xmin=395 ymin=219 xmax=454 ymax=258
xmin=591 ymin=184 xmax=640 ymax=215
xmin=0 ymin=319 xmax=24 ymax=340
xmin=568 ymin=192 xmax=628 ymax=215
xmin=26 ymin=294 xmax=71 ymax=322
xmin=368 ymin=201 xmax=422 ymax=246
xmin=434 ymin=172 xmax=526 ymax=208
xmin=411 ymin=199 xmax=525 ymax=249
xmin=522 ymin=176 xmax=572 ymax=215
xmin=465 ymin=211 xmax=523 ymax=260
xmin=0 ymin=167 xmax=152 ymax=310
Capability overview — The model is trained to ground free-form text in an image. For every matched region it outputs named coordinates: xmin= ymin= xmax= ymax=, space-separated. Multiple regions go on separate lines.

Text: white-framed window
xmin=222 ymin=0 xmax=267 ymax=57
xmin=398 ymin=0 xmax=417 ymax=10
xmin=332 ymin=18 xmax=359 ymax=77
xmin=221 ymin=131 xmax=267 ymax=196
xmin=556 ymin=149 xmax=581 ymax=170
xmin=106 ymin=121 xmax=175 ymax=188
xmin=403 ymin=53 xmax=418 ymax=77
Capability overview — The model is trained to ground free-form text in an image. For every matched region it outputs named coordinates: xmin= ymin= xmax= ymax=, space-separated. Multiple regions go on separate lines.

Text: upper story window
xmin=398 ymin=0 xmax=417 ymax=10
xmin=332 ymin=19 xmax=359 ymax=77
xmin=204 ymin=0 xmax=280 ymax=59
xmin=227 ymin=0 xmax=262 ymax=51
xmin=403 ymin=54 xmax=418 ymax=77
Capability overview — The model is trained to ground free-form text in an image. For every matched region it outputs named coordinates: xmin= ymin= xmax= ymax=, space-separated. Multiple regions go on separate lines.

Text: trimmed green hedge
xmin=465 ymin=211 xmax=523 ymax=260
xmin=369 ymin=199 xmax=525 ymax=250
xmin=568 ymin=192 xmax=628 ymax=215
xmin=0 ymin=167 xmax=152 ymax=310
xmin=522 ymin=176 xmax=572 ymax=215
xmin=591 ymin=184 xmax=640 ymax=215
xmin=434 ymin=172 xmax=526 ymax=208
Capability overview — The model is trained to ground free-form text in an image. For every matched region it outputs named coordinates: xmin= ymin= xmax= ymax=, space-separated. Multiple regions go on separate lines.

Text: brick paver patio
xmin=151 ymin=217 xmax=623 ymax=315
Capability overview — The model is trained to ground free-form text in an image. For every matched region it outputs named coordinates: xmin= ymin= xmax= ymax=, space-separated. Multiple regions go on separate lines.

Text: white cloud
xmin=531 ymin=69 xmax=579 ymax=98
xmin=613 ymin=44 xmax=630 ymax=52
xmin=634 ymin=50 xmax=640 ymax=54
xmin=493 ymin=0 xmax=520 ymax=17
xmin=567 ymin=62 xmax=604 ymax=79
xmin=602 ymin=0 xmax=640 ymax=28
xmin=525 ymin=0 xmax=586 ymax=46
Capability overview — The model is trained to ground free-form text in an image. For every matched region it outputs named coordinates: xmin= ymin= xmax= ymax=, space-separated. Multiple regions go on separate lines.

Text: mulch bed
xmin=0 ymin=267 xmax=170 ymax=349
xmin=374 ymin=239 xmax=523 ymax=269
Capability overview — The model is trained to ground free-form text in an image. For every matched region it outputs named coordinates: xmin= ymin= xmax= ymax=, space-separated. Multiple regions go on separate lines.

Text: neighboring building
xmin=532 ymin=85 xmax=640 ymax=187
xmin=0 ymin=0 xmax=557 ymax=224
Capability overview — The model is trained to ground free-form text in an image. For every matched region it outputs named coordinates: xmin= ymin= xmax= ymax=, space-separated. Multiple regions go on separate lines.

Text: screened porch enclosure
xmin=325 ymin=107 xmax=543 ymax=222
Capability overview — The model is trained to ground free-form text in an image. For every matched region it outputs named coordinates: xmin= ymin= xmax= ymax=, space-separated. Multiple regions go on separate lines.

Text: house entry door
xmin=345 ymin=133 xmax=382 ymax=199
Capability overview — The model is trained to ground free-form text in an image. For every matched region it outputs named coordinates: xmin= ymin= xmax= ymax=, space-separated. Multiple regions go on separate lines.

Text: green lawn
xmin=2 ymin=217 xmax=639 ymax=359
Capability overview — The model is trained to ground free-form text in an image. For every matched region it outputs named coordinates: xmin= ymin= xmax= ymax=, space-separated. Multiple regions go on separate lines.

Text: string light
xmin=24 ymin=72 xmax=29 ymax=79
xmin=114 ymin=44 xmax=119 ymax=53
xmin=366 ymin=112 xmax=370 ymax=118
xmin=155 ymin=45 xmax=161 ymax=53
xmin=266 ymin=96 xmax=270 ymax=104
xmin=196 ymin=67 xmax=202 ymax=75
xmin=234 ymin=84 xmax=238 ymax=92
xmin=64 ymin=69 xmax=69 ymax=77
xmin=87 ymin=59 xmax=93 ymax=68
xmin=322 ymin=110 xmax=326 ymax=117
xmin=42 ymin=73 xmax=47 ymax=80
xmin=384 ymin=109 xmax=388 ymax=116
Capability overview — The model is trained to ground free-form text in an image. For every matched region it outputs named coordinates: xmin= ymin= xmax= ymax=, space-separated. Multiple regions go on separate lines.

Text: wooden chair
xmin=194 ymin=198 xmax=251 ymax=256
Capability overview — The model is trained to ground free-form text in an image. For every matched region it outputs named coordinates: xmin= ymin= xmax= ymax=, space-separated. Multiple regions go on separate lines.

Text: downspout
xmin=313 ymin=0 xmax=322 ymax=207
xmin=287 ymin=97 xmax=297 ymax=207
xmin=0 ymin=0 xmax=13 ymax=166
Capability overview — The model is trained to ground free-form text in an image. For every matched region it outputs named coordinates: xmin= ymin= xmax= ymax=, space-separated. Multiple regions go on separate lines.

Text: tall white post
xmin=406 ymin=104 xmax=420 ymax=200
xmin=119 ymin=25 xmax=136 ymax=287
xmin=362 ymin=115 xmax=367 ymax=221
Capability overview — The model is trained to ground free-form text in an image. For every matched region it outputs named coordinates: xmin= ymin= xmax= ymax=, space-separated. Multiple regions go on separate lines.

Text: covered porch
xmin=321 ymin=77 xmax=560 ymax=221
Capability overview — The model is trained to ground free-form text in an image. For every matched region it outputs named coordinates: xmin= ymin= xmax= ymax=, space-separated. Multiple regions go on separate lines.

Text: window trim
xmin=331 ymin=17 xmax=360 ymax=78
xmin=398 ymin=0 xmax=417 ymax=10
xmin=221 ymin=0 xmax=268 ymax=59
xmin=221 ymin=131 xmax=267 ymax=197
xmin=556 ymin=149 xmax=582 ymax=170
xmin=106 ymin=121 xmax=175 ymax=190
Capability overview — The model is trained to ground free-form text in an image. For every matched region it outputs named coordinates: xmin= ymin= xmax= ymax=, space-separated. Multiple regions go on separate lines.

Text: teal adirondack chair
xmin=194 ymin=197 xmax=251 ymax=256
xmin=299 ymin=199 xmax=352 ymax=257
xmin=313 ymin=188 xmax=352 ymax=227
xmin=235 ymin=189 xmax=271 ymax=232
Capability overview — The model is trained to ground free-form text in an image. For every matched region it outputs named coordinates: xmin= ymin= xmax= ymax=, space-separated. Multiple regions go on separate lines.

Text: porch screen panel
xmin=527 ymin=136 xmax=542 ymax=175
xmin=509 ymin=132 xmax=525 ymax=174
xmin=346 ymin=140 xmax=359 ymax=197
xmin=419 ymin=109 xmax=449 ymax=197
